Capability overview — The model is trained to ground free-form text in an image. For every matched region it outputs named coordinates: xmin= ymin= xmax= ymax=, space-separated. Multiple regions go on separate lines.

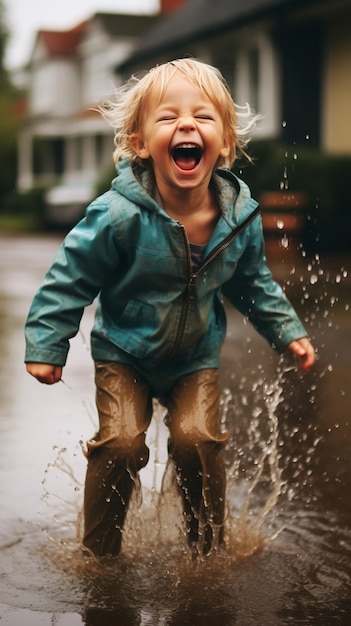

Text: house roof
xmin=35 ymin=21 xmax=88 ymax=57
xmin=119 ymin=0 xmax=318 ymax=70
xmin=93 ymin=12 xmax=161 ymax=37
xmin=32 ymin=12 xmax=161 ymax=61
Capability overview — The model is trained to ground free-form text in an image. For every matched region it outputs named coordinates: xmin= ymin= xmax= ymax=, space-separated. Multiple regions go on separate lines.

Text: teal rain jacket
xmin=25 ymin=159 xmax=307 ymax=394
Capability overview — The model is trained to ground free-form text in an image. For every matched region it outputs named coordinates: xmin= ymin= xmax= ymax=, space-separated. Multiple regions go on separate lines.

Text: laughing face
xmin=130 ymin=72 xmax=230 ymax=197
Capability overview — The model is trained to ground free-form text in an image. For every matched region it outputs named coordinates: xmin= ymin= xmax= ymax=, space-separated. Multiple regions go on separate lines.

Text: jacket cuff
xmin=24 ymin=346 xmax=68 ymax=365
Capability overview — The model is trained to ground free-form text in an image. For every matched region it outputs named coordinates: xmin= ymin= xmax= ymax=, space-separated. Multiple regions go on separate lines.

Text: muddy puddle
xmin=1 ymin=234 xmax=351 ymax=625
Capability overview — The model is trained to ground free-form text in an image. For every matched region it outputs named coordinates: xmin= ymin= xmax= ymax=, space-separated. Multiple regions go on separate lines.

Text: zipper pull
xmin=188 ymin=273 xmax=197 ymax=298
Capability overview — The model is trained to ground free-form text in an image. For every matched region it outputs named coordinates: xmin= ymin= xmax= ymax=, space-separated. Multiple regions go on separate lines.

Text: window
xmin=248 ymin=46 xmax=260 ymax=113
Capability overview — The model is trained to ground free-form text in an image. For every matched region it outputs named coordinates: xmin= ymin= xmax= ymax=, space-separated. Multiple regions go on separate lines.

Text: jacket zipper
xmin=169 ymin=205 xmax=261 ymax=358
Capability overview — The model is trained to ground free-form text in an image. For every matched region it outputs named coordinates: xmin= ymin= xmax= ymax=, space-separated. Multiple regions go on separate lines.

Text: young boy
xmin=25 ymin=58 xmax=315 ymax=558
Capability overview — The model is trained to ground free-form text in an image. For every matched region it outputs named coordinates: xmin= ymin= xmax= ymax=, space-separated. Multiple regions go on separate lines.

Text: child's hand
xmin=26 ymin=362 xmax=63 ymax=385
xmin=286 ymin=338 xmax=315 ymax=372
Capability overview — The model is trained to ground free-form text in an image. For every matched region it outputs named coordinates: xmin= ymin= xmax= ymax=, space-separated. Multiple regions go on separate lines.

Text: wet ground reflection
xmin=0 ymin=234 xmax=351 ymax=625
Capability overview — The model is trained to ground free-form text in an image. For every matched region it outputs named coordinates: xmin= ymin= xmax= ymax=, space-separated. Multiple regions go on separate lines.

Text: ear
xmin=219 ymin=139 xmax=230 ymax=159
xmin=129 ymin=133 xmax=150 ymax=160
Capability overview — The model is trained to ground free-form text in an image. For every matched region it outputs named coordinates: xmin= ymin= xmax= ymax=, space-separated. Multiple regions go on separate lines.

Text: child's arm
xmin=26 ymin=362 xmax=63 ymax=384
xmin=286 ymin=337 xmax=315 ymax=372
xmin=222 ymin=215 xmax=314 ymax=362
xmin=25 ymin=197 xmax=120 ymax=370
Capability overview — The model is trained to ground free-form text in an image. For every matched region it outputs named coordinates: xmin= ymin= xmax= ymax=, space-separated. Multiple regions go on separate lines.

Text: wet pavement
xmin=0 ymin=233 xmax=351 ymax=625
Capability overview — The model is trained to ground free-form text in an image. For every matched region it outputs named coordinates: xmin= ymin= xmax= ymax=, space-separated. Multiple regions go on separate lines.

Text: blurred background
xmin=1 ymin=1 xmax=351 ymax=625
xmin=1 ymin=0 xmax=351 ymax=247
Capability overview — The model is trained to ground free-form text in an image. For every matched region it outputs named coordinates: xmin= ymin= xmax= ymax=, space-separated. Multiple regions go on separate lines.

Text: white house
xmin=17 ymin=12 xmax=161 ymax=225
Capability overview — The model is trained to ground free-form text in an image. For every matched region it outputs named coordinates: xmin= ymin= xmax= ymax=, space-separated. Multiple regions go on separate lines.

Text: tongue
xmin=174 ymin=154 xmax=197 ymax=170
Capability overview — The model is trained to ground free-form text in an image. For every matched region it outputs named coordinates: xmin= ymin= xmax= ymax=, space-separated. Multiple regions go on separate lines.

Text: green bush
xmin=234 ymin=140 xmax=351 ymax=253
xmin=0 ymin=186 xmax=47 ymax=229
xmin=95 ymin=165 xmax=116 ymax=197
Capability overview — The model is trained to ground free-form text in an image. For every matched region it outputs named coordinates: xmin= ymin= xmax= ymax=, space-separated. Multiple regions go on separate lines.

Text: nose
xmin=178 ymin=115 xmax=196 ymax=131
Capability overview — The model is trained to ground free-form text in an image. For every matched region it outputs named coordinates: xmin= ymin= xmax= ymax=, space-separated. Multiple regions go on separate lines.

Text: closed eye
xmin=156 ymin=116 xmax=176 ymax=122
xmin=195 ymin=114 xmax=215 ymax=120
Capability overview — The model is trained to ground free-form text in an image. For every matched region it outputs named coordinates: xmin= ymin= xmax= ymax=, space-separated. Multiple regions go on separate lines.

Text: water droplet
xmin=281 ymin=235 xmax=289 ymax=248
xmin=310 ymin=275 xmax=318 ymax=285
xmin=277 ymin=220 xmax=284 ymax=230
xmin=282 ymin=120 xmax=287 ymax=127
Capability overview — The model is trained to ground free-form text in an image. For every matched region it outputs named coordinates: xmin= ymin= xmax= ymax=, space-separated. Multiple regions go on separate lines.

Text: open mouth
xmin=171 ymin=143 xmax=203 ymax=171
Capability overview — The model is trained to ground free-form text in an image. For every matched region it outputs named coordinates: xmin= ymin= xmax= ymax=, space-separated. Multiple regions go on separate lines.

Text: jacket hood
xmin=111 ymin=158 xmax=258 ymax=228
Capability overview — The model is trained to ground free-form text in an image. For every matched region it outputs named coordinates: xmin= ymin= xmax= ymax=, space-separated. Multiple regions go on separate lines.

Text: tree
xmin=0 ymin=0 xmax=23 ymax=212
xmin=0 ymin=0 xmax=11 ymax=90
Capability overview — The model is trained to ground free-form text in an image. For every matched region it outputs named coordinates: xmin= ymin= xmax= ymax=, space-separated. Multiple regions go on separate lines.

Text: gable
xmin=30 ymin=21 xmax=88 ymax=64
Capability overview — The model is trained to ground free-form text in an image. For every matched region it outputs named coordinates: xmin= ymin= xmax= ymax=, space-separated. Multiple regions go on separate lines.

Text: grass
xmin=0 ymin=213 xmax=43 ymax=232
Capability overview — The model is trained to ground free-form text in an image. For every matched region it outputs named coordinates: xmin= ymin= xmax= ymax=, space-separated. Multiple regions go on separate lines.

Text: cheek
xmin=152 ymin=131 xmax=172 ymax=153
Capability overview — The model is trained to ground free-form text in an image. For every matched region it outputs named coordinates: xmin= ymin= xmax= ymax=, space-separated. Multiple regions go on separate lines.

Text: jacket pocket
xmin=106 ymin=299 xmax=158 ymax=359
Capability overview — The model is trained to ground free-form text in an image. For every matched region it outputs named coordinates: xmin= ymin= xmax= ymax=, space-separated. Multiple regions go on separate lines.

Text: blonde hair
xmin=99 ymin=58 xmax=258 ymax=169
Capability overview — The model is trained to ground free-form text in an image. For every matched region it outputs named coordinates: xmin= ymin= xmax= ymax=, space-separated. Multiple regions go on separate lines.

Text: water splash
xmin=40 ymin=444 xmax=85 ymax=549
xmin=223 ymin=367 xmax=289 ymax=558
xmin=40 ymin=364 xmax=303 ymax=570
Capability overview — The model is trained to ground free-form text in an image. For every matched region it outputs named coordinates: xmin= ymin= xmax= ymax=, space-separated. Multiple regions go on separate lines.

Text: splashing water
xmin=39 ymin=364 xmax=299 ymax=571
xmin=223 ymin=366 xmax=289 ymax=558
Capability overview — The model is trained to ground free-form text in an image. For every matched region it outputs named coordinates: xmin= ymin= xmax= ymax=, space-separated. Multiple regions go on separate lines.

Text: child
xmin=25 ymin=58 xmax=315 ymax=558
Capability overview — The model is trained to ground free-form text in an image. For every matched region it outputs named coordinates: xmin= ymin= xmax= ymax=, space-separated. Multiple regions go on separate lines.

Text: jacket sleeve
xmin=222 ymin=214 xmax=307 ymax=351
xmin=24 ymin=199 xmax=120 ymax=365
